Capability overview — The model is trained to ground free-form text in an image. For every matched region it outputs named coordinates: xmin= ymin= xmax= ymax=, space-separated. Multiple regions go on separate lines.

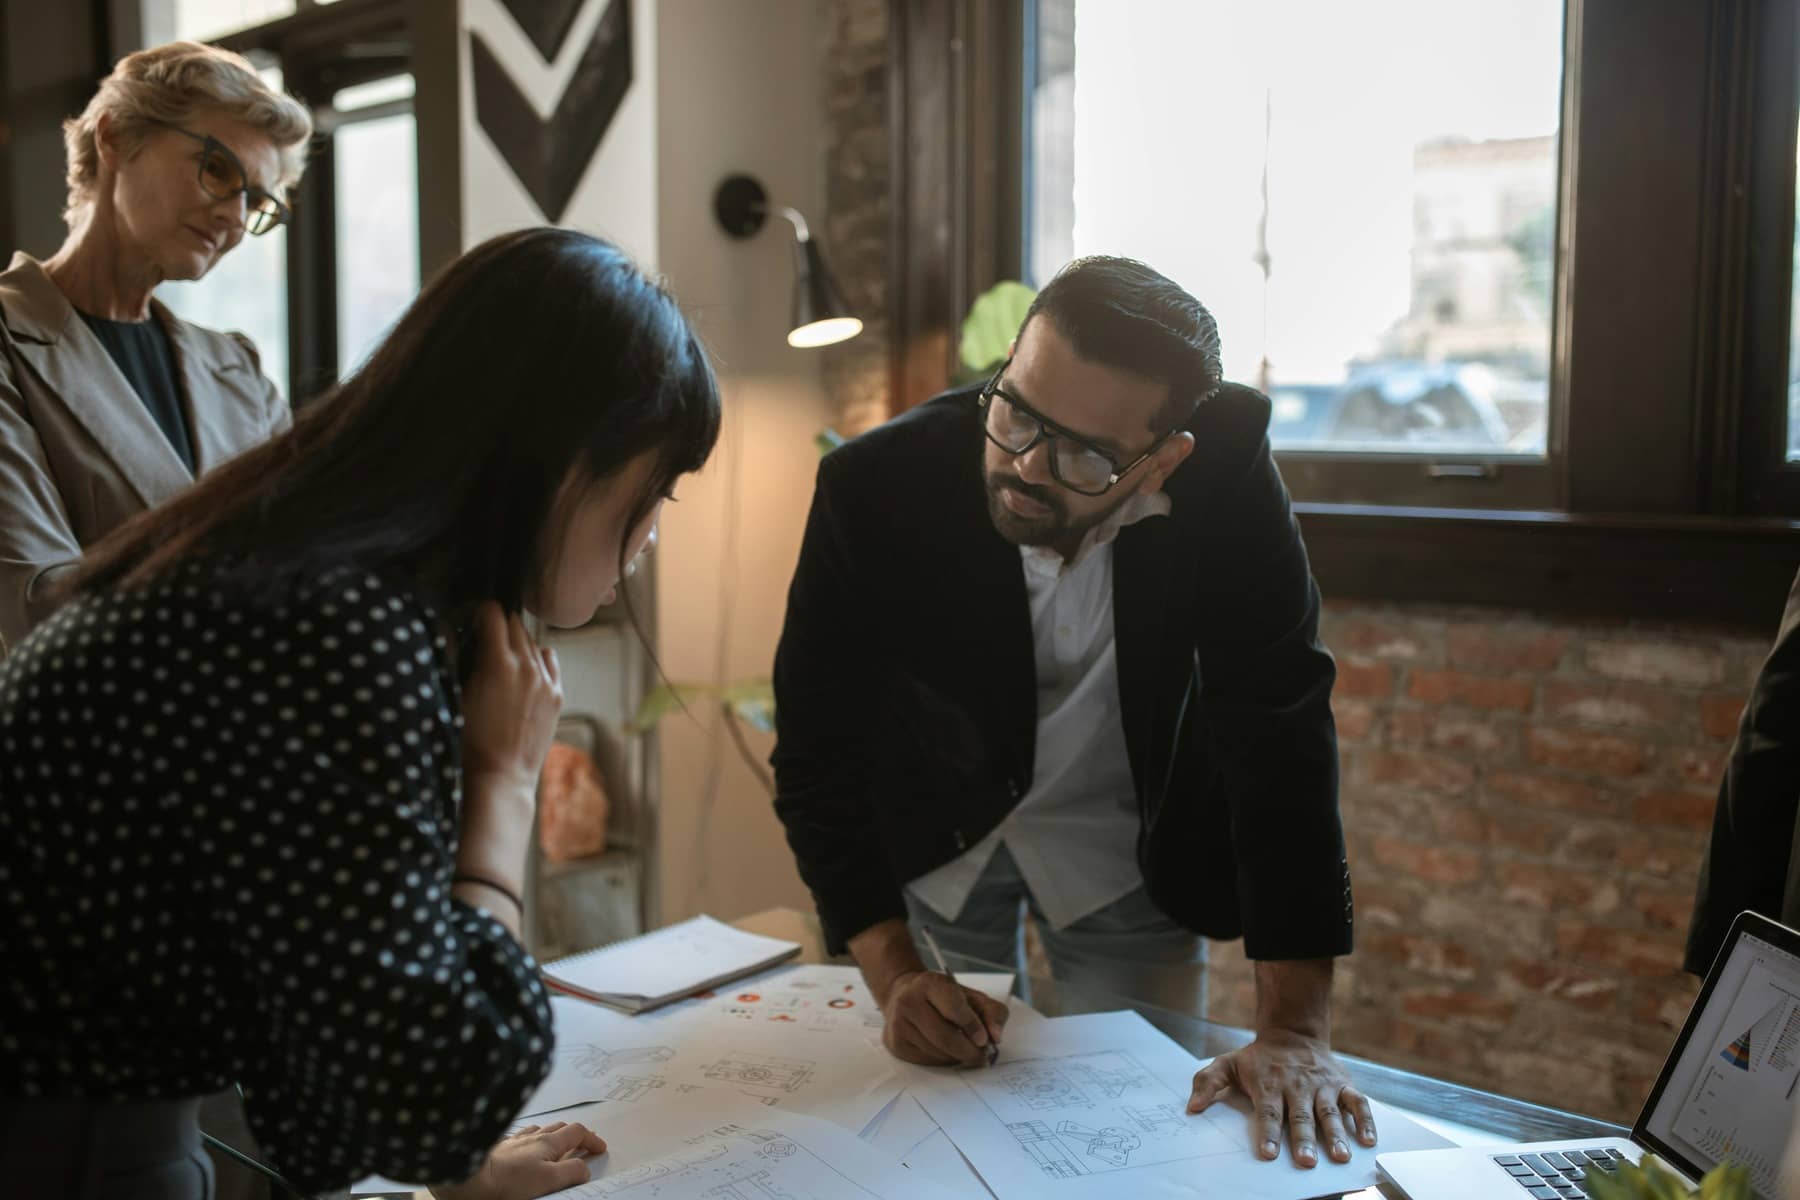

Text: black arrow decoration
xmin=494 ymin=0 xmax=586 ymax=61
xmin=470 ymin=0 xmax=634 ymax=224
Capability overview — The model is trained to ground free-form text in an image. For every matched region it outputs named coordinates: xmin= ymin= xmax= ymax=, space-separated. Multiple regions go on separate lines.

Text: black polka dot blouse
xmin=0 ymin=558 xmax=554 ymax=1192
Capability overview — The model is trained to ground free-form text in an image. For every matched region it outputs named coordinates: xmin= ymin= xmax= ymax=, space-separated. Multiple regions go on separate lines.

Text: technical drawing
xmin=1008 ymin=1120 xmax=1087 ymax=1178
xmin=702 ymin=1052 xmax=816 ymax=1094
xmin=1056 ymin=1121 xmax=1143 ymax=1167
xmin=1123 ymin=1104 xmax=1187 ymax=1135
xmin=700 ymin=1169 xmax=798 ymax=1200
xmin=604 ymin=1074 xmax=666 ymax=1103
xmin=570 ymin=1043 xmax=675 ymax=1079
xmin=1074 ymin=1061 xmax=1148 ymax=1099
xmin=1000 ymin=1065 xmax=1091 ymax=1110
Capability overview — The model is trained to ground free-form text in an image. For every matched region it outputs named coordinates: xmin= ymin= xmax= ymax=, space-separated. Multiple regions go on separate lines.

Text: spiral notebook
xmin=541 ymin=915 xmax=802 ymax=1013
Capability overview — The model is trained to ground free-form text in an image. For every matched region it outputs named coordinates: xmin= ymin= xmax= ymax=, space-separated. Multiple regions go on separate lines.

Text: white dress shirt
xmin=908 ymin=488 xmax=1175 ymax=931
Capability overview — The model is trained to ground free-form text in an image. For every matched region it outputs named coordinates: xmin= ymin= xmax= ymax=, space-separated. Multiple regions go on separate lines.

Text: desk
xmin=339 ymin=906 xmax=1626 ymax=1200
xmin=734 ymin=906 xmax=1630 ymax=1197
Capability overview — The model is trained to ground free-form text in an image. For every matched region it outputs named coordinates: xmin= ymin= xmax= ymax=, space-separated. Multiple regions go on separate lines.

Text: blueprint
xmin=663 ymin=963 xmax=1015 ymax=1039
xmin=520 ymin=995 xmax=901 ymax=1131
xmin=542 ymin=1090 xmax=958 ymax=1199
xmin=906 ymin=1010 xmax=1454 ymax=1200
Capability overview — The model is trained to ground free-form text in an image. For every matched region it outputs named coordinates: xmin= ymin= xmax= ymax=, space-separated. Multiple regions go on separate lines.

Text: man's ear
xmin=1141 ymin=431 xmax=1195 ymax=493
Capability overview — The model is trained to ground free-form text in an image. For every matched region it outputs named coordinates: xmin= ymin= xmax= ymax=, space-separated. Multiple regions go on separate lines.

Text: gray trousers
xmin=904 ymin=842 xmax=1209 ymax=1014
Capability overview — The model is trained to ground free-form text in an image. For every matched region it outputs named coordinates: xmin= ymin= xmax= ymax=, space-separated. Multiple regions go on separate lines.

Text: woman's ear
xmin=94 ymin=112 xmax=123 ymax=173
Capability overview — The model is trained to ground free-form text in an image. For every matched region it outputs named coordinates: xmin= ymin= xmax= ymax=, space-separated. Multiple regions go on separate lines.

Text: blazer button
xmin=1008 ymin=779 xmax=1021 ymax=799
xmin=954 ymin=830 xmax=968 ymax=851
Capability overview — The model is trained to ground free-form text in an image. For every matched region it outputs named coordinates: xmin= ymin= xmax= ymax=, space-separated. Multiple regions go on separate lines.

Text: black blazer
xmin=770 ymin=381 xmax=1353 ymax=960
xmin=1686 ymin=569 xmax=1800 ymax=974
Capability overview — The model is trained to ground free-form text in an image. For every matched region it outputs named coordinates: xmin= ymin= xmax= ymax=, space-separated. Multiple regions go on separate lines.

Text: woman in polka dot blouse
xmin=0 ymin=228 xmax=721 ymax=1199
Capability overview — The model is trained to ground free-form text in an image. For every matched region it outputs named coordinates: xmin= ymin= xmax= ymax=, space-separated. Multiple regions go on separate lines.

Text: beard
xmin=984 ymin=469 xmax=1126 ymax=549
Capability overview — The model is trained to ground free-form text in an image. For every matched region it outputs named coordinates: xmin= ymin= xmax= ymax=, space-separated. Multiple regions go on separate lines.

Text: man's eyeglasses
xmin=151 ymin=120 xmax=291 ymax=236
xmin=977 ymin=356 xmax=1176 ymax=496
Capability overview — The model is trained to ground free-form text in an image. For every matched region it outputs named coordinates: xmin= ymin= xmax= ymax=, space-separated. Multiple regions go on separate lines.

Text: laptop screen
xmin=1637 ymin=920 xmax=1800 ymax=1198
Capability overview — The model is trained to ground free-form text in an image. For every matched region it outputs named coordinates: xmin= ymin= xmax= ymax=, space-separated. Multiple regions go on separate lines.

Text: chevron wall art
xmin=469 ymin=0 xmax=634 ymax=224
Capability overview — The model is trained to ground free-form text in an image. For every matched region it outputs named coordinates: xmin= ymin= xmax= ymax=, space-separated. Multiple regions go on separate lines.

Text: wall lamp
xmin=713 ymin=173 xmax=863 ymax=349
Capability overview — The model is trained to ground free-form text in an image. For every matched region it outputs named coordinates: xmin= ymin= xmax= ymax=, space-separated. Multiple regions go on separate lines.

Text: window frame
xmin=889 ymin=0 xmax=1800 ymax=631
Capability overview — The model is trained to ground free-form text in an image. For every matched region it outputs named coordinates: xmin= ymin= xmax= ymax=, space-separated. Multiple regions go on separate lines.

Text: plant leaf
xmin=721 ymin=680 xmax=776 ymax=733
xmin=958 ymin=280 xmax=1038 ymax=379
xmin=628 ymin=683 xmax=711 ymax=734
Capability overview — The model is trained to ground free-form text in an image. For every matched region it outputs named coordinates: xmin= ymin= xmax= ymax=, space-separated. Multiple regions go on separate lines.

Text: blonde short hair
xmin=62 ymin=41 xmax=313 ymax=228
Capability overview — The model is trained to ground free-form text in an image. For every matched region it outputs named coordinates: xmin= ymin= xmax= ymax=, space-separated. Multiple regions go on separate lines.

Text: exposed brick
xmin=1633 ymin=978 xmax=1702 ymax=1033
xmin=1554 ymin=920 xmax=1687 ymax=978
xmin=1401 ymin=988 xmax=1517 ymax=1028
xmin=1633 ymin=887 xmax=1697 ymax=933
xmin=1483 ymin=811 xmax=1565 ymax=856
xmin=1331 ymin=698 xmax=1378 ymax=743
xmin=1587 ymin=640 xmax=1727 ymax=687
xmin=1362 ymin=748 xmax=1477 ymax=796
xmin=1361 ymin=930 xmax=1480 ymax=981
xmin=1380 ymin=1017 xmax=1488 ymax=1074
xmin=1350 ymin=880 xmax=1419 ymax=928
xmin=1408 ymin=669 xmax=1534 ymax=713
xmin=1485 ymin=770 xmax=1617 ymax=815
xmin=1667 ymin=745 xmax=1727 ymax=787
xmin=1698 ymin=694 xmax=1746 ymax=741
xmin=1370 ymin=838 xmax=1483 ymax=886
xmin=1500 ymin=960 xmax=1622 ymax=1013
xmin=1611 ymin=834 xmax=1700 ymax=881
xmin=1388 ymin=708 xmax=1512 ymax=758
xmin=1448 ymin=624 xmax=1570 ymax=673
xmin=1482 ymin=1047 xmax=1619 ymax=1121
xmin=1542 ymin=680 xmax=1681 ymax=730
xmin=1332 ymin=618 xmax=1436 ymax=662
xmin=1630 ymin=790 xmax=1716 ymax=831
xmin=1495 ymin=861 xmax=1620 ymax=915
xmin=1336 ymin=658 xmax=1395 ymax=699
xmin=1526 ymin=727 xmax=1651 ymax=778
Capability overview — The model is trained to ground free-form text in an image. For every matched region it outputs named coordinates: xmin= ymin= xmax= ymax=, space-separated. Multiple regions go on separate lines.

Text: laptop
xmin=1378 ymin=909 xmax=1800 ymax=1200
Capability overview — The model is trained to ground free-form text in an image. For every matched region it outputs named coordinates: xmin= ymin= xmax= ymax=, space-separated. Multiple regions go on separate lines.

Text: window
xmin=330 ymin=75 xmax=419 ymax=373
xmin=158 ymin=225 xmax=291 ymax=398
xmin=1026 ymin=0 xmax=1565 ymax=460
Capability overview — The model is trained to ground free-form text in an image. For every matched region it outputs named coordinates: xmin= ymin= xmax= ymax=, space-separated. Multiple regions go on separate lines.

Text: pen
xmin=920 ymin=924 xmax=999 ymax=1066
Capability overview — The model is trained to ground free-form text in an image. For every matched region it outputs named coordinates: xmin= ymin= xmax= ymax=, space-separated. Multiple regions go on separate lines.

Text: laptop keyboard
xmin=1491 ymin=1148 xmax=1628 ymax=1199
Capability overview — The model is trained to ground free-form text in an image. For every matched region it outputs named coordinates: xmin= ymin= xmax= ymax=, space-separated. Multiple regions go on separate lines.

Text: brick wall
xmin=1202 ymin=601 xmax=1765 ymax=1123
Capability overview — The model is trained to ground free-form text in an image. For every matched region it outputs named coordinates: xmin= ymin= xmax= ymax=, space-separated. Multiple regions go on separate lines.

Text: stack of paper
xmin=541 ymin=915 xmax=800 ymax=1013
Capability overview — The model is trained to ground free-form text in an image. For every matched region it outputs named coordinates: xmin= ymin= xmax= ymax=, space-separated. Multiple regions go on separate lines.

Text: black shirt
xmin=78 ymin=310 xmax=196 ymax=473
xmin=0 ymin=557 xmax=554 ymax=1190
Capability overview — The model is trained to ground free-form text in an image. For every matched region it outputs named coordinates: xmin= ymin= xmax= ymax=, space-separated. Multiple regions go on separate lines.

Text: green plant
xmin=1582 ymin=1156 xmax=1751 ymax=1200
xmin=955 ymin=280 xmax=1037 ymax=383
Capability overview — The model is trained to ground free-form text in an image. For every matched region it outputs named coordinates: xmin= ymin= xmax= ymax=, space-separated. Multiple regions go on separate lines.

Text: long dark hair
xmin=65 ymin=227 xmax=721 ymax=620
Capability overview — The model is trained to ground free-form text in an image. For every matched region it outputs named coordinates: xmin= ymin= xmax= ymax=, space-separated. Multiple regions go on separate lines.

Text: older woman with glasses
xmin=0 ymin=40 xmax=309 ymax=656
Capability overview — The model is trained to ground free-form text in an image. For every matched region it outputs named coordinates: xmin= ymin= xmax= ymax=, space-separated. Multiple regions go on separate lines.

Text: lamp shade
xmin=787 ymin=235 xmax=863 ymax=349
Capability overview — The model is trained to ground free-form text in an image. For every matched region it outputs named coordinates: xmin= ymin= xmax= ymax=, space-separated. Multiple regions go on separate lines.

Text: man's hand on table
xmin=1185 ymin=956 xmax=1376 ymax=1168
xmin=1186 ymin=1028 xmax=1376 ymax=1167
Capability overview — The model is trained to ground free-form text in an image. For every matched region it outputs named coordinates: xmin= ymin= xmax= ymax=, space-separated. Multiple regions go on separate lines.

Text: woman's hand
xmin=460 ymin=602 xmax=562 ymax=792
xmin=429 ymin=1121 xmax=607 ymax=1200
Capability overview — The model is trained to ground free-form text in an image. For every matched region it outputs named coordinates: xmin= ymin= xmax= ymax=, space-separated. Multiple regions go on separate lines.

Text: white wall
xmin=451 ymin=0 xmax=827 ymax=925
xmin=651 ymin=0 xmax=826 ymax=925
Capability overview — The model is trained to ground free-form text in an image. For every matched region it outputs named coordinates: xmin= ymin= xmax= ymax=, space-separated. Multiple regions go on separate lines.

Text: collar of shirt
xmin=1019 ymin=487 xmax=1174 ymax=579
